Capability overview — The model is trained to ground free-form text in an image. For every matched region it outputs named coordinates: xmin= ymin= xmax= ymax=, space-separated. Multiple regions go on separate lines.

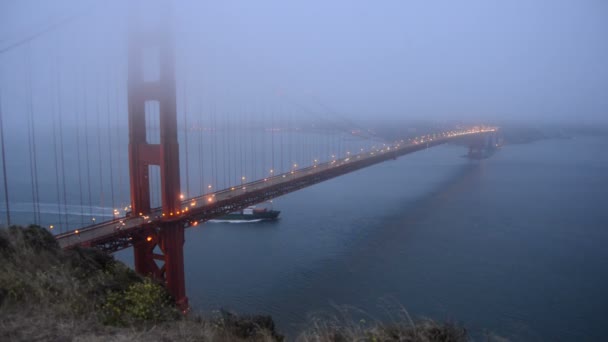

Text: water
xmin=168 ymin=136 xmax=607 ymax=340
xmin=5 ymin=132 xmax=608 ymax=340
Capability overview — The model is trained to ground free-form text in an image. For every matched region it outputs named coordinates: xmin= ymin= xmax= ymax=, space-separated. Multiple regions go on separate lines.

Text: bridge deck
xmin=56 ymin=129 xmax=495 ymax=252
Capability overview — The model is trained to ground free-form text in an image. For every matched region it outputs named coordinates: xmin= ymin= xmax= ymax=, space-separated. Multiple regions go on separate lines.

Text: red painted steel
xmin=127 ymin=0 xmax=188 ymax=311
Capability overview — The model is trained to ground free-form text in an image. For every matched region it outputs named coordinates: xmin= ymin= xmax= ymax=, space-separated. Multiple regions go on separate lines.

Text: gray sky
xmin=1 ymin=0 xmax=607 ymax=124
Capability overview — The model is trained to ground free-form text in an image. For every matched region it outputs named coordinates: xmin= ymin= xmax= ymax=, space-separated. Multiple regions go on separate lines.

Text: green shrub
xmin=101 ymin=278 xmax=178 ymax=325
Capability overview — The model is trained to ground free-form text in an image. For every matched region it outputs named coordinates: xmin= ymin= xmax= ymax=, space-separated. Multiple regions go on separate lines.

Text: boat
xmin=210 ymin=204 xmax=280 ymax=223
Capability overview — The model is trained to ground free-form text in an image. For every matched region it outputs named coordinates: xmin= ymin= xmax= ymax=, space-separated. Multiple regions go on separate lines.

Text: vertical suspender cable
xmin=25 ymin=112 xmax=36 ymax=224
xmin=271 ymin=105 xmax=275 ymax=175
xmin=95 ymin=77 xmax=104 ymax=216
xmin=209 ymin=102 xmax=214 ymax=191
xmin=30 ymin=50 xmax=41 ymax=224
xmin=105 ymin=70 xmax=115 ymax=214
xmin=75 ymin=71 xmax=85 ymax=226
xmin=209 ymin=104 xmax=214 ymax=191
xmin=57 ymin=68 xmax=69 ymax=229
xmin=226 ymin=105 xmax=229 ymax=188
xmin=145 ymin=102 xmax=152 ymax=207
xmin=240 ymin=105 xmax=245 ymax=182
xmin=52 ymin=70 xmax=63 ymax=230
xmin=211 ymin=102 xmax=218 ymax=189
xmin=154 ymin=104 xmax=160 ymax=207
xmin=222 ymin=104 xmax=227 ymax=187
xmin=183 ymin=79 xmax=190 ymax=197
xmin=83 ymin=76 xmax=93 ymax=219
xmin=0 ymin=90 xmax=11 ymax=226
xmin=198 ymin=100 xmax=203 ymax=196
xmin=280 ymin=103 xmax=284 ymax=173
xmin=25 ymin=48 xmax=40 ymax=225
xmin=288 ymin=110 xmax=297 ymax=169
xmin=217 ymin=104 xmax=222 ymax=187
xmin=250 ymin=107 xmax=254 ymax=180
xmin=115 ymin=68 xmax=123 ymax=208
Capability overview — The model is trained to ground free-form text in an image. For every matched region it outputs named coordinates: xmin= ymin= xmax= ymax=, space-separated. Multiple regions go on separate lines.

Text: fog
xmin=1 ymin=0 xmax=607 ymax=126
xmin=3 ymin=3 xmax=608 ymax=340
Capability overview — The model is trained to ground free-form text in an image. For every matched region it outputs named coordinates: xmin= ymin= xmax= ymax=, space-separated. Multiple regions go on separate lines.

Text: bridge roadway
xmin=56 ymin=128 xmax=495 ymax=252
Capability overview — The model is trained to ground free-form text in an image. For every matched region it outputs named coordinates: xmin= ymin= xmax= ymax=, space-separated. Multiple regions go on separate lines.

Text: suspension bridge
xmin=0 ymin=1 xmax=499 ymax=310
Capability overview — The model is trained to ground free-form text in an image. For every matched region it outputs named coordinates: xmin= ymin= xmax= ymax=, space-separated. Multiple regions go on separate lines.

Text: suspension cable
xmin=115 ymin=67 xmax=123 ymax=209
xmin=105 ymin=70 xmax=115 ymax=215
xmin=224 ymin=103 xmax=229 ymax=188
xmin=211 ymin=100 xmax=218 ymax=190
xmin=271 ymin=104 xmax=275 ymax=175
xmin=25 ymin=46 xmax=40 ymax=225
xmin=83 ymin=75 xmax=93 ymax=220
xmin=197 ymin=100 xmax=203 ymax=196
xmin=183 ymin=79 xmax=190 ymax=197
xmin=52 ymin=70 xmax=63 ymax=231
xmin=0 ymin=90 xmax=11 ymax=226
xmin=57 ymin=68 xmax=69 ymax=230
xmin=75 ymin=69 xmax=85 ymax=226
xmin=95 ymin=77 xmax=104 ymax=217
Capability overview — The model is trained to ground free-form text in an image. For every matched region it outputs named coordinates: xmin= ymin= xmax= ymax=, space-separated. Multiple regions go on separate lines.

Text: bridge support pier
xmin=468 ymin=131 xmax=498 ymax=159
xmin=133 ymin=223 xmax=188 ymax=312
xmin=158 ymin=223 xmax=187 ymax=310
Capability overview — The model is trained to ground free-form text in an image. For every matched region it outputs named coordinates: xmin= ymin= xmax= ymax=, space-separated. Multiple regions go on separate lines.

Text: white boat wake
xmin=208 ymin=219 xmax=265 ymax=224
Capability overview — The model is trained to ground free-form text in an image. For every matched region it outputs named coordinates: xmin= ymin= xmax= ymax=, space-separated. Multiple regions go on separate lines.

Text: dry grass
xmin=296 ymin=304 xmax=468 ymax=342
xmin=1 ymin=308 xmax=280 ymax=342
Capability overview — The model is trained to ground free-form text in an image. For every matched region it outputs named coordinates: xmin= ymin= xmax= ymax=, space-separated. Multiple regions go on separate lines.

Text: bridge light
xmin=191 ymin=201 xmax=196 ymax=207
xmin=180 ymin=193 xmax=185 ymax=200
xmin=170 ymin=212 xmax=173 ymax=216
xmin=49 ymin=225 xmax=54 ymax=230
xmin=207 ymin=197 xmax=213 ymax=203
xmin=146 ymin=236 xmax=153 ymax=242
xmin=208 ymin=184 xmax=212 ymax=189
xmin=193 ymin=221 xmax=199 ymax=226
xmin=92 ymin=218 xmax=96 ymax=222
xmin=75 ymin=230 xmax=79 ymax=234
xmin=269 ymin=169 xmax=274 ymax=174
xmin=162 ymin=213 xmax=165 ymax=217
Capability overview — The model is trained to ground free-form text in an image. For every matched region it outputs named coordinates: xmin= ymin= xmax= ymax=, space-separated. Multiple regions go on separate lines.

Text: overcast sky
xmin=1 ymin=0 xmax=607 ymax=125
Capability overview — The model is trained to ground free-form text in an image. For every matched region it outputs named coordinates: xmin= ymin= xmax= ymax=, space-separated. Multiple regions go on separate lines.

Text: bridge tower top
xmin=127 ymin=0 xmax=180 ymax=216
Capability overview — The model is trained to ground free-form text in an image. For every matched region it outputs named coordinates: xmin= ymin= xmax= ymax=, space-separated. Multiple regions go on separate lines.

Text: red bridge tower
xmin=127 ymin=0 xmax=188 ymax=310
